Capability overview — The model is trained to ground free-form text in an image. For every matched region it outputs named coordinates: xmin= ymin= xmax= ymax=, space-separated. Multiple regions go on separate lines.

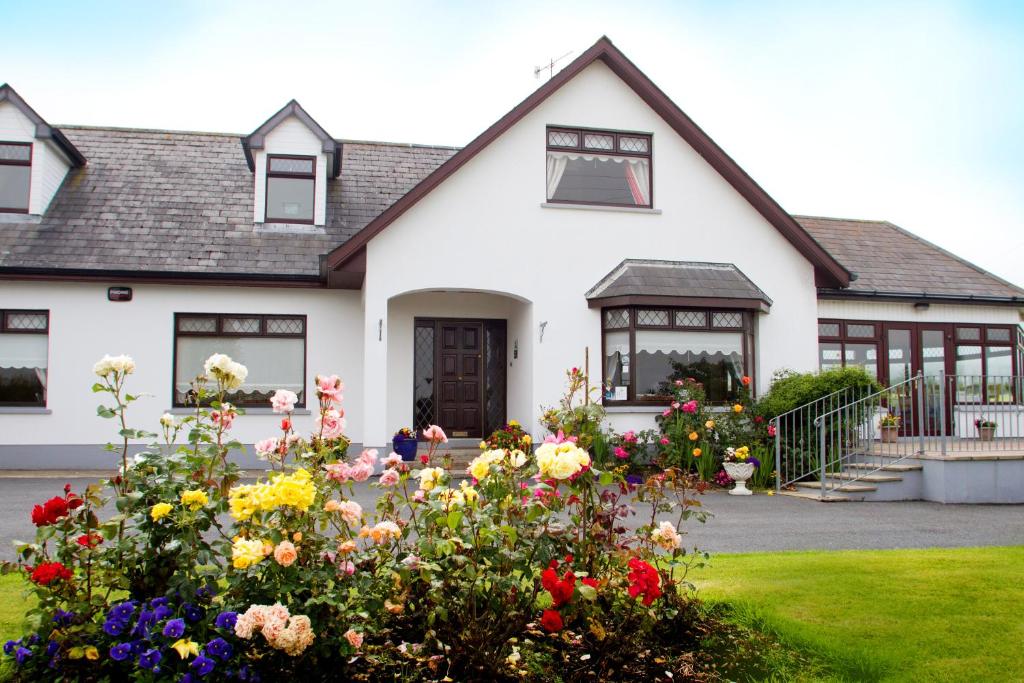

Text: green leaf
xmin=599 ymin=471 xmax=613 ymax=486
xmin=91 ymin=383 xmax=106 ymax=393
xmin=578 ymin=584 xmax=597 ymax=601
xmin=96 ymin=405 xmax=117 ymax=419
xmin=446 ymin=510 xmax=463 ymax=531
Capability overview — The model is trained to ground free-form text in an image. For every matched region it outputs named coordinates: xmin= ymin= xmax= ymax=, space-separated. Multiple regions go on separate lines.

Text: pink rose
xmin=357 ymin=448 xmax=378 ymax=467
xmin=270 ymin=389 xmax=298 ymax=414
xmin=341 ymin=560 xmax=356 ymax=575
xmin=671 ymin=402 xmax=680 ymax=410
xmin=382 ymin=452 xmax=403 ymax=468
xmin=337 ymin=500 xmax=362 ymax=526
xmin=254 ymin=438 xmax=278 ymax=459
xmin=412 ymin=489 xmax=425 ymax=503
xmin=318 ymin=409 xmax=346 ymax=440
xmin=767 ymin=424 xmax=777 ymax=437
xmin=623 ymin=430 xmax=636 ymax=443
xmin=344 ymin=629 xmax=363 ymax=650
xmin=674 ymin=379 xmax=684 ymax=387
xmin=659 ymin=437 xmax=670 ymax=445
xmin=662 ymin=409 xmax=672 ymax=417
xmin=350 ymin=462 xmax=373 ymax=482
xmin=422 ymin=424 xmax=448 ymax=444
xmin=316 ymin=374 xmax=344 ymax=402
xmin=682 ymin=400 xmax=698 ymax=414
xmin=613 ymin=446 xmax=629 ymax=459
xmin=379 ymin=469 xmax=400 ymax=486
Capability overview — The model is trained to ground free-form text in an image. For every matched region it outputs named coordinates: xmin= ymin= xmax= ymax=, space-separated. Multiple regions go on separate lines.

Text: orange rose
xmin=693 ymin=448 xmax=702 ymax=457
xmin=741 ymin=376 xmax=751 ymax=386
xmin=688 ymin=432 xmax=699 ymax=441
xmin=273 ymin=540 xmax=297 ymax=567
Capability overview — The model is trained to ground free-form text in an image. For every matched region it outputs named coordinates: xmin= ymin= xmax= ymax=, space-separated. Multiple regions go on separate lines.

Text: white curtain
xmin=625 ymin=158 xmax=651 ymax=206
xmin=546 ymin=153 xmax=568 ymax=200
xmin=176 ymin=337 xmax=305 ymax=396
xmin=0 ymin=334 xmax=48 ymax=369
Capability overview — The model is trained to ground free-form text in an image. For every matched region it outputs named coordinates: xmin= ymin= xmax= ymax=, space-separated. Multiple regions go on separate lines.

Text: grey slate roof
xmin=795 ymin=216 xmax=1024 ymax=301
xmin=0 ymin=126 xmax=457 ymax=277
xmin=586 ymin=260 xmax=773 ymax=307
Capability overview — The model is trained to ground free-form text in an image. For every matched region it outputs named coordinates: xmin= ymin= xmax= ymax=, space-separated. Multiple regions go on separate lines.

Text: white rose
xmin=93 ymin=356 xmax=114 ymax=377
xmin=159 ymin=412 xmax=175 ymax=428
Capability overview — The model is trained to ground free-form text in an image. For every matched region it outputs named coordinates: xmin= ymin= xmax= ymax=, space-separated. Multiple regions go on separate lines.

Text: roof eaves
xmin=241 ymin=99 xmax=341 ymax=175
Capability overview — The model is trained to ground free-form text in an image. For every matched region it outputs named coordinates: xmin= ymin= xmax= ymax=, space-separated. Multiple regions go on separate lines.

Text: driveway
xmin=1 ymin=475 xmax=1021 ymax=562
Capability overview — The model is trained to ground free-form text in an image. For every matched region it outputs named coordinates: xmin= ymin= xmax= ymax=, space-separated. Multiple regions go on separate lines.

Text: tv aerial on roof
xmin=534 ymin=51 xmax=573 ymax=80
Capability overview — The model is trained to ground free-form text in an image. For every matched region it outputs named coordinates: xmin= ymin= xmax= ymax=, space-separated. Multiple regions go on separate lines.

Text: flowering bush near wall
xmin=2 ymin=355 xmax=712 ymax=681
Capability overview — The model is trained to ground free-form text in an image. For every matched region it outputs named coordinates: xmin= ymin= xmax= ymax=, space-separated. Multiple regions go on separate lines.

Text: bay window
xmin=546 ymin=127 xmax=651 ymax=207
xmin=602 ymin=307 xmax=751 ymax=403
xmin=173 ymin=313 xmax=306 ymax=407
xmin=0 ymin=310 xmax=48 ymax=406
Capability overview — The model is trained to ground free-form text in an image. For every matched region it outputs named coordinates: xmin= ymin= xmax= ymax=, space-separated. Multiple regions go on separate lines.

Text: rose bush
xmin=2 ymin=357 xmax=713 ymax=681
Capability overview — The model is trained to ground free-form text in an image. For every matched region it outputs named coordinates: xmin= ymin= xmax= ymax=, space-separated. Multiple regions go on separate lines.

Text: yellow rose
xmin=733 ymin=404 xmax=744 ymax=413
xmin=479 ymin=441 xmax=488 ymax=450
xmin=180 ymin=489 xmax=208 ymax=510
xmin=418 ymin=467 xmax=444 ymax=491
xmin=171 ymin=638 xmax=200 ymax=659
xmin=469 ymin=458 xmax=491 ymax=481
xmin=460 ymin=481 xmax=480 ymax=505
xmin=688 ymin=432 xmax=699 ymax=442
xmin=523 ymin=434 xmax=532 ymax=445
xmin=232 ymin=537 xmax=269 ymax=570
xmin=705 ymin=420 xmax=715 ymax=429
xmin=150 ymin=502 xmax=173 ymax=521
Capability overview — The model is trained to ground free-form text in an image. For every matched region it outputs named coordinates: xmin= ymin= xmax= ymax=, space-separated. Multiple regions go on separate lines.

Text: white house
xmin=1 ymin=37 xmax=1021 ymax=469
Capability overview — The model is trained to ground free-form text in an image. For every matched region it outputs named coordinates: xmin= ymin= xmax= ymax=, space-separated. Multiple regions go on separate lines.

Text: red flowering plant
xmin=601 ymin=428 xmax=658 ymax=475
xmin=480 ymin=419 xmax=533 ymax=452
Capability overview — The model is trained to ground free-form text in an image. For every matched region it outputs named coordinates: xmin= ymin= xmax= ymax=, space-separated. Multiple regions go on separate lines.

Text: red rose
xmin=582 ymin=577 xmax=599 ymax=588
xmin=77 ymin=533 xmax=102 ymax=548
xmin=31 ymin=505 xmax=48 ymax=526
xmin=30 ymin=561 xmax=73 ymax=586
xmin=67 ymin=494 xmax=83 ymax=511
xmin=541 ymin=567 xmax=575 ymax=607
xmin=626 ymin=557 xmax=662 ymax=606
xmin=419 ymin=455 xmax=429 ymax=465
xmin=281 ymin=418 xmax=291 ymax=431
xmin=539 ymin=609 xmax=563 ymax=632
xmin=741 ymin=376 xmax=751 ymax=386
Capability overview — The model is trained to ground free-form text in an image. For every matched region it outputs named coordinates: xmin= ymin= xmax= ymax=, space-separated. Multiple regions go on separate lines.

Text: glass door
xmin=885 ymin=327 xmax=916 ymax=435
xmin=919 ymin=327 xmax=952 ymax=436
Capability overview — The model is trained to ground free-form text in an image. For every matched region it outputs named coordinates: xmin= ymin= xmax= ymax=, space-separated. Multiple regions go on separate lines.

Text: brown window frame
xmin=0 ymin=309 xmax=49 ymax=407
xmin=172 ymin=313 xmax=308 ymax=408
xmin=264 ymin=154 xmax=316 ymax=225
xmin=0 ymin=141 xmax=32 ymax=214
xmin=952 ymin=325 xmax=1017 ymax=404
xmin=545 ymin=125 xmax=653 ymax=209
xmin=601 ymin=306 xmax=753 ymax=406
xmin=816 ymin=319 xmax=882 ymax=380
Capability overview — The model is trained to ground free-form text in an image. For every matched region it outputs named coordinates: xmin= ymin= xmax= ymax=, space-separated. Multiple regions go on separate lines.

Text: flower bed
xmin=0 ymin=355 xmax=737 ymax=681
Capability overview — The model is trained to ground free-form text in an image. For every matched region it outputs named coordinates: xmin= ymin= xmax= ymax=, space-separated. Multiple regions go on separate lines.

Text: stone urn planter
xmin=723 ymin=461 xmax=755 ymax=496
xmin=978 ymin=425 xmax=996 ymax=442
xmin=880 ymin=425 xmax=899 ymax=443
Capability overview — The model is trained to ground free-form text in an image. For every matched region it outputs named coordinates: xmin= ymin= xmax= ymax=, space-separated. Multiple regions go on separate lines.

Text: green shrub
xmin=756 ymin=367 xmax=882 ymax=420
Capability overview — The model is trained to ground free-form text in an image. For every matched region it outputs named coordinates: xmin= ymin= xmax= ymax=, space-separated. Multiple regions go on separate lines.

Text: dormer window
xmin=546 ymin=127 xmax=652 ymax=208
xmin=0 ymin=142 xmax=32 ymax=213
xmin=266 ymin=155 xmax=315 ymax=224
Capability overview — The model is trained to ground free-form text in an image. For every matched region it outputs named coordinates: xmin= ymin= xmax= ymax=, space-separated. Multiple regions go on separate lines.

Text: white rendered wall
xmin=0 ymin=101 xmax=72 ymax=215
xmin=252 ymin=115 xmax=328 ymax=226
xmin=385 ymin=291 xmax=533 ymax=432
xmin=817 ymin=299 xmax=1022 ymax=325
xmin=0 ymin=282 xmax=364 ymax=461
xmin=360 ymin=61 xmax=822 ymax=444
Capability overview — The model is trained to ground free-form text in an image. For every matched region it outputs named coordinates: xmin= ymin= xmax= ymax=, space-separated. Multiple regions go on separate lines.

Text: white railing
xmin=772 ymin=374 xmax=1024 ymax=497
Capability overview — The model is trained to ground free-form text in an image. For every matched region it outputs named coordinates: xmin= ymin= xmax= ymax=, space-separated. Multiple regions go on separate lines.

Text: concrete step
xmin=829 ymin=471 xmax=904 ymax=483
xmin=845 ymin=462 xmax=923 ymax=472
xmin=795 ymin=481 xmax=878 ymax=493
xmin=779 ymin=490 xmax=853 ymax=502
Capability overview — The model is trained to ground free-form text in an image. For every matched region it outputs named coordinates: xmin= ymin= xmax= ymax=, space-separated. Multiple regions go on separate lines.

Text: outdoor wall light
xmin=539 ymin=321 xmax=548 ymax=343
xmin=914 ymin=302 xmax=930 ymax=311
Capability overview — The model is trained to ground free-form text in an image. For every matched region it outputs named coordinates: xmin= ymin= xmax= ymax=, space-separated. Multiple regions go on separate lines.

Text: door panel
xmin=434 ymin=321 xmax=484 ymax=438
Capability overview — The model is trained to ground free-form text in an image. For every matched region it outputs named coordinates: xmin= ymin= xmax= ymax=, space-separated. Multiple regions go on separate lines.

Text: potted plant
xmin=392 ymin=427 xmax=418 ymax=461
xmin=879 ymin=413 xmax=901 ymax=443
xmin=975 ymin=418 xmax=997 ymax=442
xmin=722 ymin=446 xmax=759 ymax=496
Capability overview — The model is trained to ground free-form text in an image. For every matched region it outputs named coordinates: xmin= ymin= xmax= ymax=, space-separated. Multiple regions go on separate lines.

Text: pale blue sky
xmin=2 ymin=0 xmax=1022 ymax=285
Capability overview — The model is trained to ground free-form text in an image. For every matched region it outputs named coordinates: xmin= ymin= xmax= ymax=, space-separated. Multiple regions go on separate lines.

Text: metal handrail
xmin=813 ymin=374 xmax=919 ymax=425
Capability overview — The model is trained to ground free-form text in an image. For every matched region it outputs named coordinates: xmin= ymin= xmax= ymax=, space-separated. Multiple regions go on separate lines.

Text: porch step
xmin=795 ymin=481 xmax=878 ymax=493
xmin=779 ymin=490 xmax=853 ymax=502
xmin=829 ymin=471 xmax=904 ymax=483
xmin=845 ymin=462 xmax=923 ymax=472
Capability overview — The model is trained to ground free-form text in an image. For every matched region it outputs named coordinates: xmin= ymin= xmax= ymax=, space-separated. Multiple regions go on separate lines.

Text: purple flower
xmin=109 ymin=601 xmax=136 ymax=622
xmin=138 ymin=648 xmax=161 ymax=670
xmin=214 ymin=611 xmax=237 ymax=630
xmin=103 ymin=619 xmax=125 ymax=637
xmin=183 ymin=603 xmax=204 ymax=623
xmin=52 ymin=609 xmax=74 ymax=626
xmin=14 ymin=647 xmax=31 ymax=665
xmin=153 ymin=604 xmax=173 ymax=621
xmin=45 ymin=641 xmax=59 ymax=658
xmin=108 ymin=643 xmax=131 ymax=661
xmin=3 ymin=640 xmax=20 ymax=655
xmin=162 ymin=618 xmax=185 ymax=638
xmin=150 ymin=597 xmax=169 ymax=608
xmin=205 ymin=637 xmax=232 ymax=661
xmin=191 ymin=654 xmax=215 ymax=677
xmin=195 ymin=585 xmax=215 ymax=599
xmin=748 ymin=456 xmax=761 ymax=469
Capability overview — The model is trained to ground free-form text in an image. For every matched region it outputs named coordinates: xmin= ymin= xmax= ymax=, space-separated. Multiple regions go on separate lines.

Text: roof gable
xmin=324 ymin=36 xmax=851 ymax=289
xmin=241 ymin=99 xmax=341 ymax=177
xmin=0 ymin=84 xmax=86 ymax=166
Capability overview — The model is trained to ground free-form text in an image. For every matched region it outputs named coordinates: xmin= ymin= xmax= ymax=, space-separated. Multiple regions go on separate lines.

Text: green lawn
xmin=692 ymin=546 xmax=1024 ymax=682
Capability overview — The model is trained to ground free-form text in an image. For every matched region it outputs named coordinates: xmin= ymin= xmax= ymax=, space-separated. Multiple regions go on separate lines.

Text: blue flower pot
xmin=393 ymin=435 xmax=418 ymax=461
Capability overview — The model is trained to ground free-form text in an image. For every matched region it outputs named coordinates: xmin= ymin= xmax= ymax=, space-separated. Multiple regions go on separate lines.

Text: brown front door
xmin=437 ymin=321 xmax=483 ymax=438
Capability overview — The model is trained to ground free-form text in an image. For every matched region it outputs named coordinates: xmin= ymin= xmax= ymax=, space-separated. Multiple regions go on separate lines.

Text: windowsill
xmin=0 ymin=212 xmax=41 ymax=224
xmin=167 ymin=408 xmax=312 ymax=416
xmin=254 ymin=222 xmax=326 ymax=235
xmin=0 ymin=407 xmax=51 ymax=414
xmin=540 ymin=202 xmax=662 ymax=215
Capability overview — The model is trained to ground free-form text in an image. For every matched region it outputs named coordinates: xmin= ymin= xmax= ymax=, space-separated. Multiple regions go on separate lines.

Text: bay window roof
xmin=586 ymin=259 xmax=772 ymax=312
